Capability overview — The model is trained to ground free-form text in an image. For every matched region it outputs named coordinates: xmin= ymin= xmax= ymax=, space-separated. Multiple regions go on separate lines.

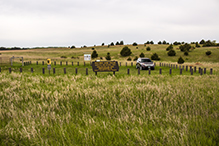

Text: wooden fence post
xmin=126 ymin=62 xmax=127 ymax=67
xmin=86 ymin=68 xmax=88 ymax=75
xmin=64 ymin=68 xmax=66 ymax=74
xmin=186 ymin=66 xmax=188 ymax=71
xmin=204 ymin=68 xmax=206 ymax=74
xmin=210 ymin=68 xmax=213 ymax=75
xmin=127 ymin=69 xmax=130 ymax=75
xmin=191 ymin=68 xmax=193 ymax=75
xmin=84 ymin=62 xmax=86 ymax=66
xmin=42 ymin=68 xmax=45 ymax=74
xmin=0 ymin=67 xmax=1 ymax=73
xmin=149 ymin=68 xmax=151 ymax=75
xmin=138 ymin=68 xmax=140 ymax=75
xmin=159 ymin=68 xmax=162 ymax=74
xmin=194 ymin=67 xmax=196 ymax=72
xmin=77 ymin=62 xmax=79 ymax=66
xmin=60 ymin=61 xmax=62 ymax=66
xmin=42 ymin=61 xmax=44 ymax=65
xmin=9 ymin=68 xmax=11 ymax=73
xmin=75 ymin=68 xmax=78 ymax=74
xmin=180 ymin=69 xmax=182 ymax=75
xmin=131 ymin=62 xmax=133 ymax=66
xmin=169 ymin=68 xmax=172 ymax=75
xmin=20 ymin=68 xmax=22 ymax=73
xmin=53 ymin=68 xmax=55 ymax=74
xmin=31 ymin=68 xmax=33 ymax=73
xmin=66 ymin=61 xmax=68 ymax=66
xmin=120 ymin=62 xmax=121 ymax=67
xmin=54 ymin=61 xmax=56 ymax=65
xmin=200 ymin=69 xmax=203 ymax=75
xmin=72 ymin=62 xmax=73 ymax=66
xmin=36 ymin=61 xmax=38 ymax=65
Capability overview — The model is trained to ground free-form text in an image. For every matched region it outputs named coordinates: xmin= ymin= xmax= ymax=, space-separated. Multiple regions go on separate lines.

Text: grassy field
xmin=0 ymin=44 xmax=219 ymax=145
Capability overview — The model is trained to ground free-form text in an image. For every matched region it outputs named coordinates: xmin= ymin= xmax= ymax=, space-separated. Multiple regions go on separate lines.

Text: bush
xmin=91 ymin=50 xmax=98 ymax=59
xmin=71 ymin=46 xmax=76 ymax=49
xmin=158 ymin=41 xmax=162 ymax=44
xmin=184 ymin=51 xmax=189 ymax=56
xmin=195 ymin=42 xmax=200 ymax=48
xmin=166 ymin=44 xmax=173 ymax=51
xmin=146 ymin=47 xmax=151 ymax=51
xmin=110 ymin=42 xmax=114 ymax=46
xmin=168 ymin=49 xmax=176 ymax=56
xmin=100 ymin=57 xmax=103 ymax=60
xmin=178 ymin=56 xmax=185 ymax=64
xmin=179 ymin=43 xmax=191 ymax=52
xmin=116 ymin=42 xmax=120 ymax=45
xmin=206 ymin=51 xmax=211 ymax=56
xmin=102 ymin=43 xmax=104 ymax=46
xmin=120 ymin=41 xmax=124 ymax=45
xmin=133 ymin=56 xmax=138 ymax=61
xmin=120 ymin=46 xmax=132 ymax=57
xmin=105 ymin=52 xmax=111 ymax=60
xmin=61 ymin=56 xmax=67 ymax=58
xmin=199 ymin=39 xmax=205 ymax=44
xmin=127 ymin=57 xmax=132 ymax=61
xmin=139 ymin=52 xmax=145 ymax=57
xmin=133 ymin=42 xmax=138 ymax=46
xmin=92 ymin=48 xmax=95 ymax=50
xmin=151 ymin=53 xmax=160 ymax=60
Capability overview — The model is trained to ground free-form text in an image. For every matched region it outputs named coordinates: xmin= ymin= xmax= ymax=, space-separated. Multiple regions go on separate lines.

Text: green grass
xmin=0 ymin=72 xmax=219 ymax=145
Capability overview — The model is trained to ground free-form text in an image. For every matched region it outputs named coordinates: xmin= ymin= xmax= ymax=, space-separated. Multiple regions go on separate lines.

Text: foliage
xmin=132 ymin=42 xmax=138 ymax=46
xmin=158 ymin=41 xmax=162 ymax=44
xmin=139 ymin=52 xmax=145 ymax=57
xmin=166 ymin=44 xmax=173 ymax=51
xmin=199 ymin=39 xmax=205 ymax=44
xmin=162 ymin=40 xmax=167 ymax=44
xmin=146 ymin=47 xmax=151 ymax=51
xmin=110 ymin=42 xmax=114 ymax=46
xmin=116 ymin=42 xmax=120 ymax=45
xmin=71 ymin=46 xmax=76 ymax=49
xmin=92 ymin=48 xmax=95 ymax=50
xmin=61 ymin=56 xmax=67 ymax=58
xmin=120 ymin=41 xmax=124 ymax=45
xmin=177 ymin=56 xmax=185 ymax=64
xmin=105 ymin=52 xmax=111 ymax=60
xmin=133 ymin=56 xmax=138 ymax=61
xmin=127 ymin=57 xmax=132 ymax=61
xmin=168 ymin=49 xmax=176 ymax=56
xmin=120 ymin=46 xmax=132 ymax=57
xmin=179 ymin=43 xmax=192 ymax=52
xmin=206 ymin=51 xmax=212 ymax=56
xmin=173 ymin=41 xmax=181 ymax=45
xmin=102 ymin=43 xmax=104 ymax=46
xmin=203 ymin=40 xmax=217 ymax=47
xmin=91 ymin=50 xmax=98 ymax=59
xmin=184 ymin=51 xmax=189 ymax=56
xmin=195 ymin=42 xmax=200 ymax=48
xmin=151 ymin=53 xmax=160 ymax=60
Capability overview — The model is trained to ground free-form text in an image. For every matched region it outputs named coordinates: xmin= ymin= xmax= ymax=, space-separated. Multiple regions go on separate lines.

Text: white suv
xmin=136 ymin=58 xmax=155 ymax=70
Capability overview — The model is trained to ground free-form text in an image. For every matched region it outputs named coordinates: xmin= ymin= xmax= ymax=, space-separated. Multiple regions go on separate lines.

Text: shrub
xmin=110 ymin=42 xmax=114 ymax=46
xmin=127 ymin=57 xmax=132 ymax=61
xmin=105 ymin=52 xmax=111 ymax=60
xmin=139 ymin=52 xmax=145 ymax=57
xmin=179 ymin=43 xmax=191 ymax=52
xmin=146 ymin=47 xmax=151 ymax=51
xmin=195 ymin=42 xmax=200 ymax=48
xmin=184 ymin=51 xmax=189 ymax=56
xmin=151 ymin=53 xmax=160 ymax=60
xmin=150 ymin=41 xmax=154 ymax=44
xmin=120 ymin=41 xmax=124 ymax=45
xmin=102 ymin=43 xmax=104 ymax=46
xmin=61 ymin=56 xmax=67 ymax=58
xmin=133 ymin=56 xmax=138 ymax=61
xmin=168 ymin=49 xmax=176 ymax=56
xmin=166 ymin=44 xmax=173 ymax=51
xmin=136 ymin=47 xmax=138 ymax=49
xmin=116 ymin=42 xmax=120 ymax=45
xmin=100 ymin=57 xmax=103 ymax=60
xmin=91 ymin=50 xmax=98 ymax=59
xmin=158 ymin=41 xmax=162 ymax=44
xmin=178 ymin=56 xmax=185 ymax=64
xmin=206 ymin=51 xmax=211 ymax=56
xmin=199 ymin=39 xmax=205 ymax=44
xmin=120 ymin=46 xmax=132 ymax=57
xmin=133 ymin=42 xmax=138 ymax=46
xmin=71 ymin=46 xmax=76 ymax=49
xmin=92 ymin=48 xmax=95 ymax=50
xmin=162 ymin=40 xmax=167 ymax=44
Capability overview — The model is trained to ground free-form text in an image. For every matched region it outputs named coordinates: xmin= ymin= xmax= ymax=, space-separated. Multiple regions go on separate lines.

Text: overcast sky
xmin=0 ymin=0 xmax=219 ymax=47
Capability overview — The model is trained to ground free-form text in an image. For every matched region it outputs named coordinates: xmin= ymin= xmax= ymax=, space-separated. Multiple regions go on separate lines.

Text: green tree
xmin=133 ymin=56 xmax=138 ymax=61
xmin=168 ymin=49 xmax=176 ymax=56
xmin=120 ymin=41 xmax=124 ymax=45
xmin=206 ymin=51 xmax=211 ymax=56
xmin=139 ymin=52 xmax=145 ymax=57
xmin=178 ymin=56 xmax=185 ymax=64
xmin=184 ymin=51 xmax=189 ymax=56
xmin=116 ymin=42 xmax=120 ymax=45
xmin=120 ymin=46 xmax=132 ymax=57
xmin=91 ymin=50 xmax=98 ymax=59
xmin=105 ymin=52 xmax=111 ymax=60
xmin=133 ymin=42 xmax=138 ymax=46
xmin=166 ymin=44 xmax=173 ymax=51
xmin=110 ymin=42 xmax=114 ymax=46
xmin=151 ymin=53 xmax=160 ymax=60
xmin=199 ymin=39 xmax=205 ymax=44
xmin=179 ymin=43 xmax=191 ymax=52
xmin=158 ymin=41 xmax=162 ymax=44
xmin=146 ymin=47 xmax=151 ymax=51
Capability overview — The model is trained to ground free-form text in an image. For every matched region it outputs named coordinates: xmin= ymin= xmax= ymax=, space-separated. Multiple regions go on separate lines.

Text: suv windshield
xmin=141 ymin=59 xmax=152 ymax=62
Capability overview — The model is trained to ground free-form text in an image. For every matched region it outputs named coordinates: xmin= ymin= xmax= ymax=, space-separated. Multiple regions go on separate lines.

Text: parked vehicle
xmin=136 ymin=58 xmax=155 ymax=70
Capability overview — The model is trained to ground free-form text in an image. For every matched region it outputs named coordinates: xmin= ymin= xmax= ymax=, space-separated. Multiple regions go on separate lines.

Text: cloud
xmin=0 ymin=0 xmax=219 ymax=47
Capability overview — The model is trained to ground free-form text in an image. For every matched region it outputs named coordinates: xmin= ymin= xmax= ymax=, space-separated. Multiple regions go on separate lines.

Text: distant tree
xmin=199 ymin=39 xmax=205 ymax=44
xmin=105 ymin=52 xmax=111 ymax=60
xmin=184 ymin=51 xmax=189 ymax=56
xmin=173 ymin=41 xmax=181 ymax=45
xmin=120 ymin=46 xmax=132 ymax=56
xmin=139 ymin=52 xmax=145 ymax=57
xmin=133 ymin=56 xmax=138 ymax=61
xmin=146 ymin=46 xmax=151 ymax=51
xmin=166 ymin=44 xmax=173 ymax=51
xmin=168 ymin=49 xmax=176 ymax=56
xmin=178 ymin=56 xmax=185 ymax=64
xmin=162 ymin=40 xmax=167 ymax=44
xmin=206 ymin=51 xmax=212 ymax=56
xmin=110 ymin=42 xmax=114 ymax=46
xmin=127 ymin=57 xmax=132 ymax=61
xmin=102 ymin=43 xmax=104 ymax=46
xmin=150 ymin=41 xmax=154 ymax=44
xmin=91 ymin=50 xmax=98 ymax=59
xmin=203 ymin=40 xmax=216 ymax=47
xmin=120 ymin=41 xmax=124 ymax=45
xmin=133 ymin=42 xmax=138 ymax=46
xmin=71 ymin=45 xmax=76 ymax=49
xmin=116 ymin=41 xmax=120 ymax=45
xmin=92 ymin=47 xmax=95 ymax=50
xmin=195 ymin=42 xmax=200 ymax=48
xmin=151 ymin=53 xmax=160 ymax=60
xmin=158 ymin=41 xmax=162 ymax=44
xmin=146 ymin=41 xmax=150 ymax=44
xmin=179 ymin=43 xmax=191 ymax=52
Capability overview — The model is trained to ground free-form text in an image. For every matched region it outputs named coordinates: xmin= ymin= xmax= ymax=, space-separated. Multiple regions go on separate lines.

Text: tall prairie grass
xmin=0 ymin=72 xmax=219 ymax=145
